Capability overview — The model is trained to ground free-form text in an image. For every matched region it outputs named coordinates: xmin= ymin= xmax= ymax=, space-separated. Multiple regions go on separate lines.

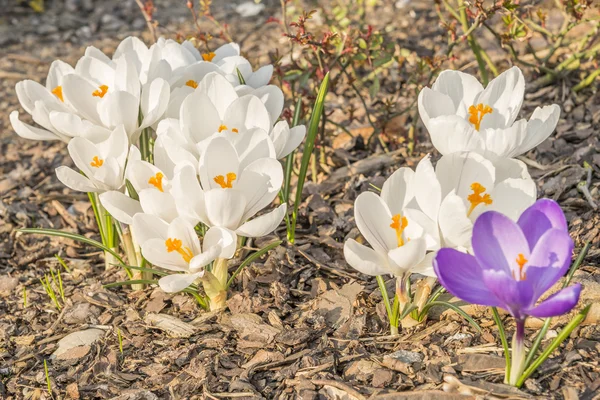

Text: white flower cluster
xmin=344 ymin=67 xmax=560 ymax=283
xmin=11 ymin=37 xmax=306 ymax=297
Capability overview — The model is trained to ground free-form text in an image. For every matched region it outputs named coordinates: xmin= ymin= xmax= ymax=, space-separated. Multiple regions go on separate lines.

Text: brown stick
xmin=134 ymin=0 xmax=157 ymax=43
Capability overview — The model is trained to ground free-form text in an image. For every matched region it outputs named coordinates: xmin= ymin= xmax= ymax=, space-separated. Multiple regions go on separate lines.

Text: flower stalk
xmin=509 ymin=320 xmax=527 ymax=386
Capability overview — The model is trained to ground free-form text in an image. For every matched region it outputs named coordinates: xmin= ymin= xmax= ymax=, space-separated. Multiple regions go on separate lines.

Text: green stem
xmin=492 ymin=307 xmax=511 ymax=383
xmin=376 ymin=275 xmax=396 ymax=334
xmin=457 ymin=0 xmax=488 ymax=84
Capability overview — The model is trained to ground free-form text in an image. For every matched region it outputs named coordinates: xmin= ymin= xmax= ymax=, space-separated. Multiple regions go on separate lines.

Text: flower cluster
xmin=12 ymin=37 xmax=306 ymax=310
xmin=343 ymin=66 xmax=584 ymax=386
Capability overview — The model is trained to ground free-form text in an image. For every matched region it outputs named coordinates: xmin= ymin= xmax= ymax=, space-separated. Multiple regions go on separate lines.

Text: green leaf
xmin=19 ymin=228 xmax=126 ymax=266
xmin=357 ymin=38 xmax=368 ymax=50
xmin=491 ymin=307 xmax=511 ymax=381
xmin=290 ymin=72 xmax=330 ymax=243
xmin=226 ymin=240 xmax=282 ymax=289
xmin=236 ymin=68 xmax=246 ymax=85
xmin=125 ymin=180 xmax=139 ymax=201
xmin=369 ymin=76 xmax=380 ymax=99
xmin=421 ymin=301 xmax=482 ymax=332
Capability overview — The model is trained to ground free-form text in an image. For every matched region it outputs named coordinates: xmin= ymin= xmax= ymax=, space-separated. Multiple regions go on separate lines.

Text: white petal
xmin=386 ymin=238 xmax=427 ymax=276
xmin=204 ymin=189 xmax=246 ymax=229
xmin=278 ymin=125 xmax=306 ymax=159
xmin=411 ymin=252 xmax=437 ymax=277
xmin=438 ymin=191 xmax=473 ymax=248
xmin=235 ymin=204 xmax=286 ymax=237
xmin=204 ymin=227 xmax=237 ymax=259
xmin=139 ymin=78 xmax=170 ymax=129
xmin=139 ymin=189 xmax=179 ymax=222
xmin=250 ymin=85 xmax=284 ymax=125
xmin=61 ymin=75 xmax=102 ymax=124
xmin=427 ymin=116 xmax=483 ymax=156
xmin=223 ymin=95 xmax=271 ymax=133
xmin=381 ymin=167 xmax=415 ymax=215
xmin=132 ymin=213 xmax=169 ymax=246
xmin=475 ymin=66 xmax=525 ymax=127
xmin=158 ymin=272 xmax=204 ymax=293
xmin=98 ymin=91 xmax=139 ymax=136
xmin=247 ymin=64 xmax=273 ymax=88
xmin=413 ymin=155 xmax=442 ymax=221
xmin=354 ymin=192 xmax=397 ymax=254
xmin=487 ymin=179 xmax=537 ymax=221
xmin=431 ymin=69 xmax=484 ymax=109
xmin=197 ymin=72 xmax=239 ymax=118
xmin=517 ymin=104 xmax=561 ymax=155
xmin=480 ymin=119 xmax=527 ymax=158
xmin=417 ymin=87 xmax=456 ymax=129
xmin=343 ymin=239 xmax=389 ymax=276
xmin=171 ymin=164 xmax=208 ymax=225
xmin=435 ymin=152 xmax=495 ymax=199
xmin=142 ymin=238 xmax=189 ymax=272
xmin=46 ymin=60 xmax=74 ymax=91
xmin=180 ymin=91 xmax=221 ymax=143
xmin=198 ymin=137 xmax=240 ymax=191
xmin=237 ymin=157 xmax=283 ymax=221
xmin=10 ymin=111 xmax=60 ymax=141
xmin=99 ymin=191 xmax=142 ymax=225
xmin=55 ymin=166 xmax=99 ymax=192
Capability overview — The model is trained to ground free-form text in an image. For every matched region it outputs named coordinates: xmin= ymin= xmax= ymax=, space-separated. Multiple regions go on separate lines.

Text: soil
xmin=1 ymin=0 xmax=599 ymax=399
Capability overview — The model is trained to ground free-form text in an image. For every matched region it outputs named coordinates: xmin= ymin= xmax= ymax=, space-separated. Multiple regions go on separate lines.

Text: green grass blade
xmin=290 ymin=72 xmax=330 ymax=243
xmin=236 ymin=68 xmax=246 ymax=85
xmin=491 ymin=307 xmax=511 ymax=381
xmin=517 ymin=304 xmax=590 ymax=388
xmin=376 ymin=275 xmax=393 ymax=322
xmin=19 ymin=228 xmax=126 ymax=266
xmin=226 ymin=240 xmax=282 ymax=289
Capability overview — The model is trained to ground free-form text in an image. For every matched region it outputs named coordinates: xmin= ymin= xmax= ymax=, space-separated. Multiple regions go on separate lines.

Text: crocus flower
xmin=434 ymin=199 xmax=581 ymax=385
xmin=269 ymin=120 xmax=307 ymax=160
xmin=56 ymin=125 xmax=138 ymax=193
xmin=413 ymin=152 xmax=536 ymax=249
xmin=131 ymin=215 xmax=236 ymax=293
xmin=171 ymin=137 xmax=286 ymax=243
xmin=418 ymin=66 xmax=560 ymax=158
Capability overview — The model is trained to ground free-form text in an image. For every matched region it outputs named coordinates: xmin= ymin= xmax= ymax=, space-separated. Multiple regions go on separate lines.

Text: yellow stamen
xmin=92 ymin=85 xmax=109 ymax=98
xmin=202 ymin=52 xmax=216 ymax=62
xmin=468 ymin=103 xmax=493 ymax=131
xmin=51 ymin=86 xmax=64 ymax=102
xmin=90 ymin=156 xmax=104 ymax=168
xmin=218 ymin=124 xmax=228 ymax=133
xmin=185 ymin=80 xmax=198 ymax=89
xmin=390 ymin=214 xmax=408 ymax=247
xmin=165 ymin=238 xmax=193 ymax=263
xmin=467 ymin=182 xmax=493 ymax=216
xmin=513 ymin=253 xmax=528 ymax=280
xmin=231 ymin=128 xmax=239 ymax=133
xmin=148 ymin=172 xmax=164 ymax=192
xmin=214 ymin=172 xmax=237 ymax=189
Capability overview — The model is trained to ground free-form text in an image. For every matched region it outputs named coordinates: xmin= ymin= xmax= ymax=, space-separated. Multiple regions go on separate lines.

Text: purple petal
xmin=472 ymin=211 xmax=529 ymax=274
xmin=433 ymin=249 xmax=501 ymax=307
xmin=527 ymin=284 xmax=581 ymax=318
xmin=482 ymin=269 xmax=534 ymax=319
xmin=526 ymin=229 xmax=574 ymax=299
xmin=518 ymin=199 xmax=568 ymax=250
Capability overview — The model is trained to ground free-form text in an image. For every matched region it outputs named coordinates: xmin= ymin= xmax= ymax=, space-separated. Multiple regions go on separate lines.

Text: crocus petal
xmin=381 ymin=167 xmax=414 ymax=215
xmin=237 ymin=157 xmax=283 ymax=222
xmin=413 ymin=155 xmax=442 ymax=221
xmin=46 ymin=60 xmax=74 ymax=91
xmin=98 ymin=90 xmax=139 ymax=136
xmin=475 ymin=66 xmax=525 ymax=127
xmin=417 ymin=87 xmax=456 ymax=129
xmin=139 ymin=78 xmax=170 ymax=130
xmin=435 ymin=151 xmax=495 ymax=200
xmin=527 ymin=284 xmax=581 ymax=318
xmin=278 ymin=125 xmax=307 ymax=159
xmin=518 ymin=199 xmax=568 ymax=249
xmin=411 ymin=252 xmax=437 ymax=277
xmin=142 ymin=238 xmax=189 ymax=272
xmin=472 ymin=211 xmax=529 ymax=274
xmin=204 ymin=188 xmax=246 ymax=230
xmin=197 ymin=72 xmax=238 ymax=118
xmin=198 ymin=137 xmax=240 ymax=191
xmin=223 ymin=95 xmax=271 ymax=133
xmin=480 ymin=119 xmax=527 ymax=158
xmin=438 ymin=192 xmax=473 ymax=248
xmin=10 ymin=111 xmax=60 ymax=141
xmin=235 ymin=204 xmax=286 ymax=237
xmin=526 ymin=228 xmax=574 ymax=299
xmin=431 ymin=69 xmax=484 ymax=109
xmin=485 ymin=179 xmax=537 ymax=221
xmin=517 ymin=104 xmax=561 ymax=155
xmin=343 ymin=239 xmax=389 ymax=276
xmin=434 ymin=248 xmax=501 ymax=307
xmin=247 ymin=64 xmax=273 ymax=88
xmin=132 ymin=213 xmax=169 ymax=246
xmin=482 ymin=269 xmax=534 ymax=319
xmin=99 ymin=191 xmax=142 ymax=225
xmin=354 ymin=192 xmax=397 ymax=255
xmin=250 ymin=85 xmax=284 ymax=125
xmin=204 ymin=226 xmax=237 ymax=259
xmin=180 ymin=91 xmax=221 ymax=143
xmin=61 ymin=74 xmax=102 ymax=123
xmin=427 ymin=116 xmax=483 ymax=156
xmin=139 ymin=189 xmax=179 ymax=223
xmin=55 ymin=166 xmax=99 ymax=192
xmin=171 ymin=164 xmax=209 ymax=225
xmin=386 ymin=238 xmax=427 ymax=276
xmin=158 ymin=272 xmax=204 ymax=293
xmin=167 ymin=216 xmax=202 ymax=255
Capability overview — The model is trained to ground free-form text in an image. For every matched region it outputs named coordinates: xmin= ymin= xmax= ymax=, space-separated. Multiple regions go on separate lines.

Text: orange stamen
xmin=165 ymin=238 xmax=193 ymax=263
xmin=148 ymin=172 xmax=164 ymax=192
xmin=51 ymin=86 xmax=64 ymax=102
xmin=513 ymin=253 xmax=528 ymax=280
xmin=213 ymin=172 xmax=237 ymax=189
xmin=467 ymin=182 xmax=493 ymax=216
xmin=468 ymin=103 xmax=493 ymax=131
xmin=202 ymin=52 xmax=216 ymax=62
xmin=390 ymin=214 xmax=408 ymax=247
xmin=90 ymin=156 xmax=104 ymax=168
xmin=185 ymin=80 xmax=198 ymax=89
xmin=218 ymin=124 xmax=228 ymax=133
xmin=92 ymin=85 xmax=109 ymax=98
xmin=231 ymin=128 xmax=239 ymax=133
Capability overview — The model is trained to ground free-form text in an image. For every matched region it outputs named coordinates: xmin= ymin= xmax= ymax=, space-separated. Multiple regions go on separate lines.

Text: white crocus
xmin=418 ymin=66 xmax=560 ymax=158
xmin=217 ymin=55 xmax=273 ymax=88
xmin=131 ymin=215 xmax=236 ymax=293
xmin=269 ymin=120 xmax=307 ymax=159
xmin=413 ymin=152 xmax=536 ymax=249
xmin=171 ymin=137 xmax=286 ymax=242
xmin=344 ymin=169 xmax=438 ymax=280
xmin=56 ymin=125 xmax=137 ymax=193
xmin=10 ymin=60 xmax=77 ymax=142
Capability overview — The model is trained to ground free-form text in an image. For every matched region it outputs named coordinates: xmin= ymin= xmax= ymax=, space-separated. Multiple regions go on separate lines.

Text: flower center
xmin=51 ymin=86 xmax=64 ymax=102
xmin=390 ymin=214 xmax=408 ymax=247
xmin=92 ymin=85 xmax=109 ymax=98
xmin=513 ymin=253 xmax=528 ymax=281
xmin=214 ymin=172 xmax=237 ymax=189
xmin=148 ymin=172 xmax=164 ymax=192
xmin=202 ymin=52 xmax=216 ymax=62
xmin=467 ymin=182 xmax=493 ymax=216
xmin=165 ymin=238 xmax=193 ymax=263
xmin=185 ymin=80 xmax=198 ymax=89
xmin=468 ymin=103 xmax=493 ymax=131
xmin=90 ymin=156 xmax=104 ymax=168
xmin=218 ymin=124 xmax=239 ymax=133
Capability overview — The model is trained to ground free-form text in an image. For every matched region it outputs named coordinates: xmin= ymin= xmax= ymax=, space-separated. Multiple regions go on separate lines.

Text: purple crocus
xmin=433 ymin=199 xmax=581 ymax=385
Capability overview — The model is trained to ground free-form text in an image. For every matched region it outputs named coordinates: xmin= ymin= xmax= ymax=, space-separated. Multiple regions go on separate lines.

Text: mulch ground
xmin=1 ymin=1 xmax=599 ymax=399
